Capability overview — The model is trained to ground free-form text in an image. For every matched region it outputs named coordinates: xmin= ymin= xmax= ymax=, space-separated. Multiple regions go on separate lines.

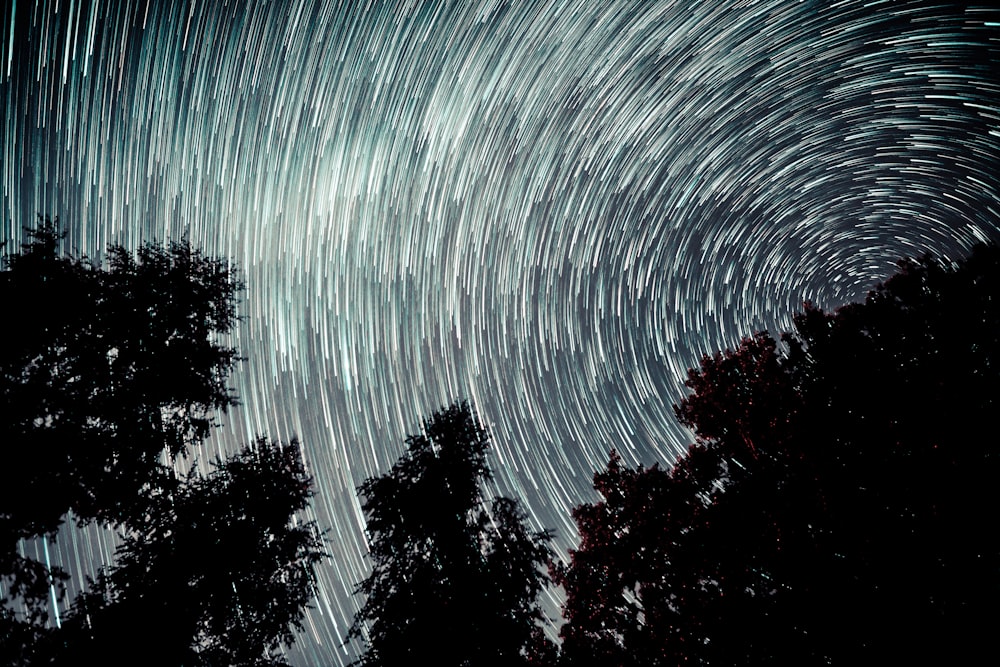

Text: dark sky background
xmin=3 ymin=1 xmax=998 ymax=664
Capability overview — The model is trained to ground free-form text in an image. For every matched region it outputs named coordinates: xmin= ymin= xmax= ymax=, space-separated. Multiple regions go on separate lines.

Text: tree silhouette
xmin=46 ymin=440 xmax=325 ymax=667
xmin=556 ymin=243 xmax=1000 ymax=665
xmin=347 ymin=401 xmax=554 ymax=667
xmin=772 ymin=243 xmax=1000 ymax=664
xmin=2 ymin=220 xmax=241 ymax=534
xmin=1 ymin=218 xmax=325 ymax=665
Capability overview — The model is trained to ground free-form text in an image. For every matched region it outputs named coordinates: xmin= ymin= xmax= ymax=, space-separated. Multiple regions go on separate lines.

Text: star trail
xmin=3 ymin=1 xmax=998 ymax=664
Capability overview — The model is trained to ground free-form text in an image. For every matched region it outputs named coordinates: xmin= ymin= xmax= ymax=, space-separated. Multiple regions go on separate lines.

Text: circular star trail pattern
xmin=3 ymin=1 xmax=999 ymax=663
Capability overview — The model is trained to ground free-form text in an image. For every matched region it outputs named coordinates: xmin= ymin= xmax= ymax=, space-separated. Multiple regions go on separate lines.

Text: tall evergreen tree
xmin=347 ymin=401 xmax=554 ymax=667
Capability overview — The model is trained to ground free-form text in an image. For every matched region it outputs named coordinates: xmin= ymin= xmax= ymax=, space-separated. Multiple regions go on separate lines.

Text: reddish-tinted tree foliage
xmin=556 ymin=244 xmax=1000 ymax=666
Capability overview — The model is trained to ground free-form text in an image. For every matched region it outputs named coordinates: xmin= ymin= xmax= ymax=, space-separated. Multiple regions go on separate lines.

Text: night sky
xmin=3 ymin=1 xmax=998 ymax=664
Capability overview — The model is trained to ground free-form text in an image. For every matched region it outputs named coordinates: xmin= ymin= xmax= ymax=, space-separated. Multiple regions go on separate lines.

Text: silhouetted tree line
xmin=553 ymin=243 xmax=1000 ymax=666
xmin=5 ymin=217 xmax=997 ymax=666
xmin=346 ymin=243 xmax=999 ymax=666
xmin=1 ymin=220 xmax=325 ymax=666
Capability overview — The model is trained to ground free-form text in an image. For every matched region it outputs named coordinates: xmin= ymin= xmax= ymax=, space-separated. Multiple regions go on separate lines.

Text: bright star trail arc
xmin=3 ymin=1 xmax=998 ymax=664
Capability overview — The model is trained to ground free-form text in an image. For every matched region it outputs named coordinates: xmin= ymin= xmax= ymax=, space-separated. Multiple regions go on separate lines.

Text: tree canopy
xmin=9 ymin=217 xmax=995 ymax=666
xmin=1 ymin=219 xmax=241 ymax=536
xmin=1 ymin=219 xmax=325 ymax=666
xmin=555 ymin=243 xmax=1000 ymax=666
xmin=46 ymin=439 xmax=325 ymax=667
xmin=347 ymin=401 xmax=554 ymax=667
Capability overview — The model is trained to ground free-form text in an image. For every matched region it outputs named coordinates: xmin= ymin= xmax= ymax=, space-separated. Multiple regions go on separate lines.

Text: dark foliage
xmin=1 ymin=219 xmax=241 ymax=535
xmin=44 ymin=440 xmax=325 ymax=667
xmin=347 ymin=401 xmax=554 ymax=667
xmin=556 ymin=244 xmax=1000 ymax=666
xmin=1 ymin=218 xmax=325 ymax=666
